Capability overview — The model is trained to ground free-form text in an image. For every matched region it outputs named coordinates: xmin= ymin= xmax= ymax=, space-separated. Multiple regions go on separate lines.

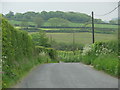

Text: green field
xmin=29 ymin=32 xmax=117 ymax=45
xmin=10 ymin=20 xmax=118 ymax=29
xmin=46 ymin=33 xmax=117 ymax=44
xmin=9 ymin=20 xmax=36 ymax=26
xmin=44 ymin=22 xmax=118 ymax=29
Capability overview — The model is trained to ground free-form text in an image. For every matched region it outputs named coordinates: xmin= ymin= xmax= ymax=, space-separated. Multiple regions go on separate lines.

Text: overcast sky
xmin=0 ymin=0 xmax=119 ymax=21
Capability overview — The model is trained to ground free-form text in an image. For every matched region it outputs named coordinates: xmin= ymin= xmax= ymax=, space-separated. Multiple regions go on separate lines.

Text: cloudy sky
xmin=1 ymin=0 xmax=119 ymax=21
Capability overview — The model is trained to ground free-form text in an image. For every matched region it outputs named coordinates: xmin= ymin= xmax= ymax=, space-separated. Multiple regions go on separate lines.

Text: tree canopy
xmin=4 ymin=11 xmax=104 ymax=24
xmin=46 ymin=18 xmax=71 ymax=27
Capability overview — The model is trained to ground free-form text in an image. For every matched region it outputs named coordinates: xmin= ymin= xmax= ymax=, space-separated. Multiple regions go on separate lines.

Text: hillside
xmin=4 ymin=11 xmax=100 ymax=22
xmin=3 ymin=11 xmax=118 ymax=34
xmin=4 ymin=11 xmax=104 ymax=27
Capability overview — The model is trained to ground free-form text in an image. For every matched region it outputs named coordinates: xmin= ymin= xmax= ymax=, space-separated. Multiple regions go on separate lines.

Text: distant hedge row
xmin=1 ymin=17 xmax=57 ymax=88
xmin=22 ymin=27 xmax=116 ymax=34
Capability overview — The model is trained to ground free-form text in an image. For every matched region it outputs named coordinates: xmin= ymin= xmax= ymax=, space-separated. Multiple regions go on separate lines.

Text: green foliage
xmin=10 ymin=20 xmax=118 ymax=29
xmin=93 ymin=54 xmax=119 ymax=76
xmin=5 ymin=11 xmax=14 ymax=20
xmin=58 ymin=50 xmax=82 ymax=62
xmin=109 ymin=19 xmax=118 ymax=25
xmin=34 ymin=46 xmax=52 ymax=63
xmin=33 ymin=16 xmax=44 ymax=28
xmin=91 ymin=41 xmax=118 ymax=55
xmin=9 ymin=20 xmax=35 ymax=27
xmin=1 ymin=17 xmax=57 ymax=88
xmin=46 ymin=18 xmax=71 ymax=27
xmin=30 ymin=31 xmax=51 ymax=47
xmin=45 ymin=32 xmax=116 ymax=45
xmin=57 ymin=40 xmax=119 ymax=77
xmin=35 ymin=46 xmax=57 ymax=60
xmin=0 ymin=15 xmax=2 ymax=89
xmin=46 ymin=48 xmax=57 ymax=60
xmin=81 ymin=41 xmax=119 ymax=77
xmin=51 ymin=42 xmax=84 ymax=51
xmin=20 ymin=21 xmax=29 ymax=29
xmin=4 ymin=11 xmax=104 ymax=24
xmin=2 ymin=17 xmax=35 ymax=88
xmin=8 ymin=19 xmax=117 ymax=34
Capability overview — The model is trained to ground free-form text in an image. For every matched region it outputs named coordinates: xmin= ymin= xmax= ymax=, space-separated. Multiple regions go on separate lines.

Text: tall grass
xmin=57 ymin=40 xmax=119 ymax=77
xmin=81 ymin=41 xmax=119 ymax=77
xmin=93 ymin=54 xmax=119 ymax=76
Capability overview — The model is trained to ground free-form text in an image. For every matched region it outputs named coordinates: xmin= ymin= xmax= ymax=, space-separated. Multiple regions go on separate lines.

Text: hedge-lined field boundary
xmin=1 ymin=17 xmax=57 ymax=88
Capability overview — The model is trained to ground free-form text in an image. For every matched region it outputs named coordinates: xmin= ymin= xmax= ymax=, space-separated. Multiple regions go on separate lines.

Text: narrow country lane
xmin=14 ymin=63 xmax=118 ymax=88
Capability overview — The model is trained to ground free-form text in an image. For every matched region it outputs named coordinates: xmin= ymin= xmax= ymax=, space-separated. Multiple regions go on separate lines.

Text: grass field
xmin=10 ymin=20 xmax=118 ymax=29
xmin=46 ymin=33 xmax=117 ymax=44
xmin=44 ymin=22 xmax=118 ymax=29
xmin=29 ymin=32 xmax=117 ymax=45
xmin=9 ymin=20 xmax=36 ymax=26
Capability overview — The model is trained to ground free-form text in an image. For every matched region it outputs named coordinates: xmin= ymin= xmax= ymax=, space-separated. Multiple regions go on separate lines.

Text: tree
xmin=33 ymin=17 xmax=44 ymax=28
xmin=14 ymin=13 xmax=23 ymax=21
xmin=94 ymin=19 xmax=104 ymax=24
xmin=5 ymin=11 xmax=14 ymax=19
xmin=4 ymin=11 xmax=105 ymax=24
xmin=20 ymin=21 xmax=29 ymax=29
xmin=31 ymin=31 xmax=51 ymax=47
xmin=47 ymin=18 xmax=71 ymax=27
xmin=109 ymin=19 xmax=118 ymax=24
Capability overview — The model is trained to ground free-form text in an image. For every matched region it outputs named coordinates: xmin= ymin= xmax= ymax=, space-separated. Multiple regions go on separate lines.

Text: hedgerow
xmin=1 ymin=17 xmax=57 ymax=88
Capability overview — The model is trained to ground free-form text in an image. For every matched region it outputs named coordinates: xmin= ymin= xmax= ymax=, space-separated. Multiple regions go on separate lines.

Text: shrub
xmin=35 ymin=46 xmax=58 ymax=61
xmin=57 ymin=50 xmax=82 ymax=62
xmin=30 ymin=31 xmax=51 ymax=47
xmin=46 ymin=48 xmax=57 ymax=60
xmin=81 ymin=41 xmax=119 ymax=77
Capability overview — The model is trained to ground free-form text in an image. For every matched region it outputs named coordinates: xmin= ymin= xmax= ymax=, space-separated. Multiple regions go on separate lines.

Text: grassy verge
xmin=81 ymin=41 xmax=119 ymax=77
xmin=57 ymin=40 xmax=119 ymax=77
xmin=93 ymin=54 xmax=119 ymax=76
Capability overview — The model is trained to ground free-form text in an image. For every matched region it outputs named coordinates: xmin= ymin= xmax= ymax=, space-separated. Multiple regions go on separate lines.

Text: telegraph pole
xmin=73 ymin=30 xmax=75 ymax=55
xmin=92 ymin=11 xmax=95 ymax=43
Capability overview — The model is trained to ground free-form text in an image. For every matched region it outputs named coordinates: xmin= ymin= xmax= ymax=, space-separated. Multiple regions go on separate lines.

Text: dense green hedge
xmin=35 ymin=46 xmax=57 ymax=60
xmin=1 ymin=17 xmax=57 ymax=88
xmin=2 ymin=17 xmax=34 ymax=88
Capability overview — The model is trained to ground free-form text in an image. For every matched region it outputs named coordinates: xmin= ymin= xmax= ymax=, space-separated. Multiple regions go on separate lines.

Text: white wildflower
xmin=82 ymin=45 xmax=92 ymax=56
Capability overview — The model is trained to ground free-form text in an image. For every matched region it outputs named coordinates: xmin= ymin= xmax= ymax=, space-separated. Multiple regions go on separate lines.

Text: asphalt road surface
xmin=15 ymin=63 xmax=118 ymax=88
